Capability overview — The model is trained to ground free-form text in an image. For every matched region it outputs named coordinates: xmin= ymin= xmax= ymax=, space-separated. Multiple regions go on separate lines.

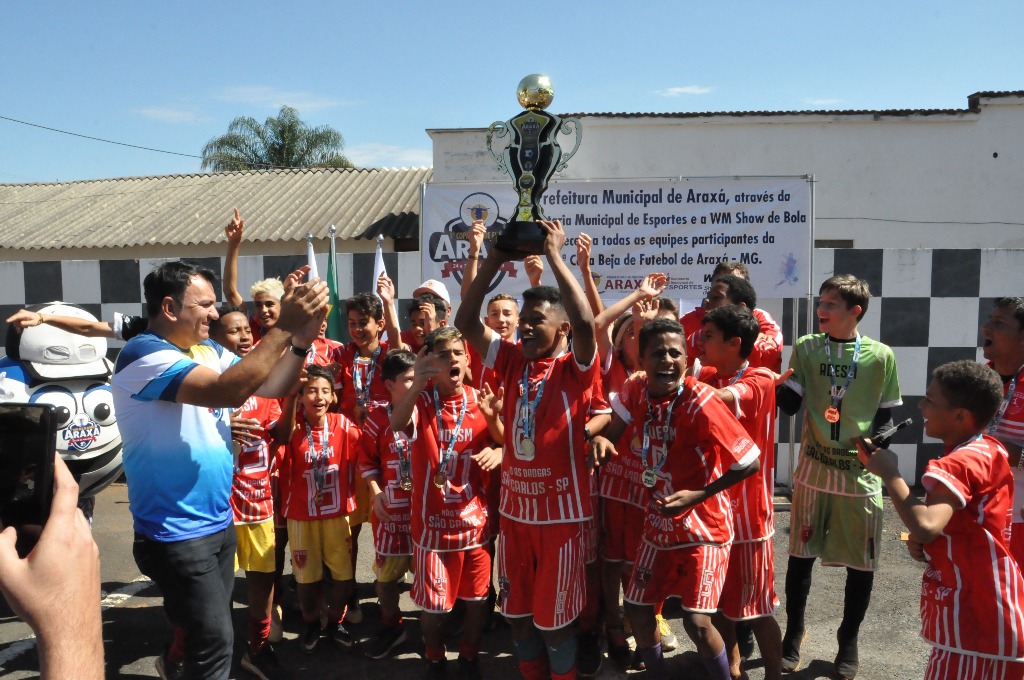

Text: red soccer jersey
xmin=231 ymin=395 xmax=282 ymax=524
xmin=400 ymin=330 xmax=423 ymax=354
xmin=280 ymin=411 xmax=360 ymax=521
xmin=680 ymin=306 xmax=705 ymax=339
xmin=305 ymin=335 xmax=345 ymax=368
xmin=409 ymin=387 xmax=491 ymax=552
xmin=485 ymin=335 xmax=598 ymax=524
xmin=686 ymin=308 xmax=783 ymax=372
xmin=919 ymin=434 xmax=1024 ymax=660
xmin=598 ymin=350 xmax=647 ymax=507
xmin=987 ymin=363 xmax=1024 ymax=528
xmin=357 ymin=406 xmax=412 ymax=556
xmin=467 ymin=342 xmax=502 ymax=393
xmin=696 ymin=363 xmax=777 ymax=541
xmin=613 ymin=374 xmax=759 ymax=548
xmin=336 ymin=341 xmax=392 ymax=422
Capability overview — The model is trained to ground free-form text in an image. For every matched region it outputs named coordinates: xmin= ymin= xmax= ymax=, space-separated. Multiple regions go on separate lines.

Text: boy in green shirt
xmin=776 ymin=274 xmax=902 ymax=680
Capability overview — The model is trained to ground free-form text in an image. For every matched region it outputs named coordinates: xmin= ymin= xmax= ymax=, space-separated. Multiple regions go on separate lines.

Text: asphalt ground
xmin=0 ymin=483 xmax=931 ymax=679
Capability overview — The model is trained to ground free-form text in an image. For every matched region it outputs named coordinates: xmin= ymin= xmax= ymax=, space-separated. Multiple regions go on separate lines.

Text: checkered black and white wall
xmin=3 ymin=248 xmax=1019 ymax=484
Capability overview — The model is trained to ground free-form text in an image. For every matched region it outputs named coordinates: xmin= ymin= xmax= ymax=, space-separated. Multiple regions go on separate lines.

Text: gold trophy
xmin=486 ymin=75 xmax=582 ymax=255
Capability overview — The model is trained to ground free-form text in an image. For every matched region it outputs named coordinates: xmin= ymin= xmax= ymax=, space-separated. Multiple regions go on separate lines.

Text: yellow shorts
xmin=287 ymin=515 xmax=354 ymax=584
xmin=235 ymin=520 xmax=276 ymax=574
xmin=348 ymin=476 xmax=371 ymax=526
xmin=374 ymin=554 xmax=413 ymax=584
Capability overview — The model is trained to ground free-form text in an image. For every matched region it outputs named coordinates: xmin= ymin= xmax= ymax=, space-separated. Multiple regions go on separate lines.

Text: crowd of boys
xmin=6 ymin=208 xmax=1024 ymax=680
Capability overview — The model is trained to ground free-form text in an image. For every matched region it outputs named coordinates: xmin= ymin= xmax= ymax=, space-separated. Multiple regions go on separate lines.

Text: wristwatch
xmin=289 ymin=343 xmax=309 ymax=357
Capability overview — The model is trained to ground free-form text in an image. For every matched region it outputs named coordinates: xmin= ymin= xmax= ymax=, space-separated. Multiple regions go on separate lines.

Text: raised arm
xmin=377 ymin=273 xmax=407 ymax=351
xmin=454 ymin=246 xmax=512 ymax=359
xmin=541 ymin=220 xmax=596 ymax=364
xmin=176 ymin=267 xmax=328 ymax=408
xmin=390 ymin=346 xmax=441 ymax=431
xmin=223 ymin=208 xmax=246 ymax=309
xmin=576 ymin=233 xmax=603 ymax=317
xmin=460 ymin=220 xmax=487 ymax=302
xmin=6 ymin=310 xmax=117 ymax=339
xmin=524 ymin=255 xmax=545 ymax=287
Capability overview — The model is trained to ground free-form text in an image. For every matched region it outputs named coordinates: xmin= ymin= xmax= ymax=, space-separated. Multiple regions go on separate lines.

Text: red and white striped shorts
xmin=624 ymin=541 xmax=730 ymax=613
xmin=717 ymin=539 xmax=779 ymax=621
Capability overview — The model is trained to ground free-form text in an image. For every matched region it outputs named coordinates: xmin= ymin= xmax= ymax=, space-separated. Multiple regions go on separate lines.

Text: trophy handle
xmin=554 ymin=117 xmax=582 ymax=172
xmin=486 ymin=121 xmax=511 ymax=174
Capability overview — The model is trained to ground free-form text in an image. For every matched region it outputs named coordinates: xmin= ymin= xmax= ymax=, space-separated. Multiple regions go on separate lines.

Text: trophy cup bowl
xmin=486 ymin=75 xmax=582 ymax=257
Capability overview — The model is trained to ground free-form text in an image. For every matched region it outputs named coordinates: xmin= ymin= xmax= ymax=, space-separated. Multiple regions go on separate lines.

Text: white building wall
xmin=429 ymin=93 xmax=1024 ymax=250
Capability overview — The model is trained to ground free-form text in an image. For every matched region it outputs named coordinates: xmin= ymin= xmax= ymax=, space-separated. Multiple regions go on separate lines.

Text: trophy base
xmin=494 ymin=220 xmax=546 ymax=257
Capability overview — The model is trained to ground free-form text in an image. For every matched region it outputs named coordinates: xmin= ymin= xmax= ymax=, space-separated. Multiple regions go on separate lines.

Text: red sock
xmin=653 ymin=600 xmax=665 ymax=617
xmin=551 ymin=669 xmax=576 ymax=680
xmin=382 ymin=612 xmax=403 ymax=628
xmin=167 ymin=625 xmax=186 ymax=663
xmin=248 ymin=615 xmax=271 ymax=655
xmin=459 ymin=640 xmax=480 ymax=661
xmin=425 ymin=644 xmax=446 ymax=662
xmin=518 ymin=656 xmax=551 ymax=680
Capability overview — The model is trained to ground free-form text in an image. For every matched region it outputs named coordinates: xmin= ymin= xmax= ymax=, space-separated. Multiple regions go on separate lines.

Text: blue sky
xmin=1 ymin=1 xmax=1020 ymax=183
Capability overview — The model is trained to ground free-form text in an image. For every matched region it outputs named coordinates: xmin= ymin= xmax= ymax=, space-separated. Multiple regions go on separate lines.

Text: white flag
xmin=305 ymin=234 xmax=319 ymax=281
xmin=372 ymin=235 xmax=387 ymax=298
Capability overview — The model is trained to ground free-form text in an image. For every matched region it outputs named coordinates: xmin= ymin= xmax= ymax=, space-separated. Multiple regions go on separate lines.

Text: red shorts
xmin=1011 ymin=525 xmax=1024 ymax=570
xmin=717 ymin=539 xmax=779 ymax=620
xmin=601 ymin=498 xmax=644 ymax=563
xmin=925 ymin=647 xmax=1024 ymax=680
xmin=498 ymin=518 xmax=586 ymax=630
xmin=625 ymin=541 xmax=730 ymax=613
xmin=411 ymin=544 xmax=491 ymax=613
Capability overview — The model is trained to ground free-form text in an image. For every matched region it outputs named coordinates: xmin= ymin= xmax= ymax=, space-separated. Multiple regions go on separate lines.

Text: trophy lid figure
xmin=487 ymin=75 xmax=582 ymax=256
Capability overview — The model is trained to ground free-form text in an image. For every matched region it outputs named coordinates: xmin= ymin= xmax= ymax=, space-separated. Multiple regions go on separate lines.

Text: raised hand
xmin=225 ymin=207 xmax=244 ymax=247
xmin=377 ymin=273 xmax=396 ymax=306
xmin=576 ymin=232 xmax=593 ymax=272
xmin=468 ymin=220 xmax=486 ymax=258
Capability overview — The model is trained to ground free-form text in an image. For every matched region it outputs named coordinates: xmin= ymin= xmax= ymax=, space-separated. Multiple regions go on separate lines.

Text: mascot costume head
xmin=0 ymin=302 xmax=123 ymax=498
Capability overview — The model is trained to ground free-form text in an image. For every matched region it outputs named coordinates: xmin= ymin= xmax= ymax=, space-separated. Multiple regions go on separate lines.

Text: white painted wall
xmin=429 ymin=93 xmax=1024 ymax=250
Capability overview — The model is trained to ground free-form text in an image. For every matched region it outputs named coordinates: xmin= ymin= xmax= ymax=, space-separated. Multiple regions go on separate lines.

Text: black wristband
xmin=584 ymin=426 xmax=592 ymax=441
xmin=289 ymin=343 xmax=309 ymax=357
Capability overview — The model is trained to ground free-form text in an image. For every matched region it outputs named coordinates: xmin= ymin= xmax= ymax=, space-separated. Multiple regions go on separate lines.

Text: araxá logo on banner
xmin=427 ymin=191 xmax=520 ymax=294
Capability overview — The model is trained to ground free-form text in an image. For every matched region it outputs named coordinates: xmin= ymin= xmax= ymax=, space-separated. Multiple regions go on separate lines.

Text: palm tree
xmin=200 ymin=105 xmax=353 ymax=171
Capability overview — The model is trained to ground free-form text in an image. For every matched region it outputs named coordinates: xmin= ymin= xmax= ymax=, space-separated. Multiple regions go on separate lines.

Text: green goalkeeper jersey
xmin=785 ymin=333 xmax=902 ymax=496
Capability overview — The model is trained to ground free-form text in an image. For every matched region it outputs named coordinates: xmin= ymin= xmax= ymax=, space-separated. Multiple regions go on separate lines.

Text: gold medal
xmin=400 ymin=476 xmax=413 ymax=492
xmin=433 ymin=470 xmax=447 ymax=488
xmin=520 ymin=437 xmax=535 ymax=459
xmin=824 ymin=406 xmax=840 ymax=423
xmin=641 ymin=468 xmax=658 ymax=489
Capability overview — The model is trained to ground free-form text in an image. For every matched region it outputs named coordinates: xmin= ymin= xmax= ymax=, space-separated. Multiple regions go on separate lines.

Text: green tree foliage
xmin=201 ymin=105 xmax=353 ymax=171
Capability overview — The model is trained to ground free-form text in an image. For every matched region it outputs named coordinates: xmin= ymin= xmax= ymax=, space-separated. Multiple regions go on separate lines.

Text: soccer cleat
xmin=834 ymin=632 xmax=859 ymax=679
xmin=154 ymin=653 xmax=185 ymax=680
xmin=457 ymin=655 xmax=483 ymax=680
xmin=780 ymin=628 xmax=806 ymax=672
xmin=424 ymin=658 xmax=447 ymax=679
xmin=364 ymin=625 xmax=408 ymax=660
xmin=576 ymin=630 xmax=603 ymax=678
xmin=328 ymin=620 xmax=354 ymax=649
xmin=241 ymin=643 xmax=290 ymax=680
xmin=656 ymin=614 xmax=678 ymax=652
xmin=301 ymin=622 xmax=322 ymax=655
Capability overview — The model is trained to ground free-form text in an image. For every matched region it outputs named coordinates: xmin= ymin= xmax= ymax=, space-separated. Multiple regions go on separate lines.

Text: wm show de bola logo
xmin=428 ymin=192 xmax=519 ymax=292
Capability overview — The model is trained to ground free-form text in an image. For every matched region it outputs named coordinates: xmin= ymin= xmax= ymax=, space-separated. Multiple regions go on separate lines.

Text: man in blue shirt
xmin=113 ymin=261 xmax=326 ymax=680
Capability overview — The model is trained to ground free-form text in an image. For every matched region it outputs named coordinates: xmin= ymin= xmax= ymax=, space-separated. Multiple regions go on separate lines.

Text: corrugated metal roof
xmin=0 ymin=167 xmax=432 ymax=251
xmin=560 ymin=90 xmax=1024 ymax=121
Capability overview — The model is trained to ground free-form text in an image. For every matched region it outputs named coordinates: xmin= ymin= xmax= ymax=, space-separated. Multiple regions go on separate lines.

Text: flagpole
xmin=305 ymin=232 xmax=319 ymax=280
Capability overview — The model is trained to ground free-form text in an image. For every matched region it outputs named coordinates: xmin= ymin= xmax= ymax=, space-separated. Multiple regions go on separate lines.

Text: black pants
xmin=133 ymin=525 xmax=237 ymax=680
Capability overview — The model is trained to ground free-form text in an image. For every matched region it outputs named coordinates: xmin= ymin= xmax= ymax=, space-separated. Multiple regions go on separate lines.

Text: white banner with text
xmin=421 ymin=177 xmax=812 ymax=303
